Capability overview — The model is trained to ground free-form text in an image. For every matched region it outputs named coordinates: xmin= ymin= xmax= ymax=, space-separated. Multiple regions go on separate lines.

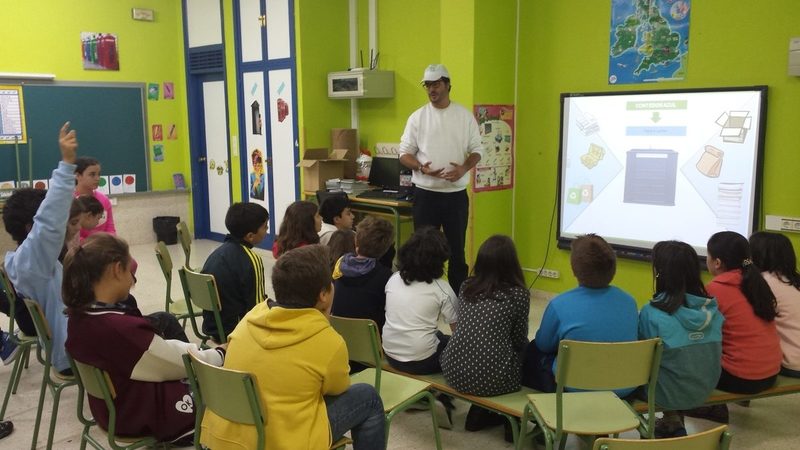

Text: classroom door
xmin=236 ymin=0 xmax=299 ymax=248
xmin=199 ymin=78 xmax=232 ymax=236
xmin=183 ymin=0 xmax=232 ymax=240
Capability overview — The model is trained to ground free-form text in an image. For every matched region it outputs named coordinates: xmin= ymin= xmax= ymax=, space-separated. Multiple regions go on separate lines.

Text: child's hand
xmin=59 ymin=122 xmax=78 ymax=164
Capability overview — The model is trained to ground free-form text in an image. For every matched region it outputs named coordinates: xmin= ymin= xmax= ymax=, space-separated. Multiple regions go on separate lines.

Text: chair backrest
xmin=0 ymin=265 xmax=19 ymax=335
xmin=182 ymin=352 xmax=265 ymax=449
xmin=593 ymin=424 xmax=732 ymax=450
xmin=328 ymin=316 xmax=383 ymax=388
xmin=23 ymin=299 xmax=54 ymax=357
xmin=556 ymin=338 xmax=663 ymax=391
xmin=176 ymin=221 xmax=193 ymax=268
xmin=155 ymin=241 xmax=176 ymax=308
xmin=178 ymin=266 xmax=226 ymax=343
xmin=72 ymin=359 xmax=117 ymax=401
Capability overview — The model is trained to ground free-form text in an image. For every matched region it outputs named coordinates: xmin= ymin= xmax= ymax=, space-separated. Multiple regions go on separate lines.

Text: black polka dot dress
xmin=440 ymin=285 xmax=530 ymax=396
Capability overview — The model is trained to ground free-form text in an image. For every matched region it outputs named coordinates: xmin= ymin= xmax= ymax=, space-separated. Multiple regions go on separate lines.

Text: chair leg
xmin=11 ymin=347 xmax=30 ymax=393
xmin=45 ymin=384 xmax=68 ymax=449
xmin=0 ymin=353 xmax=24 ymax=419
xmin=30 ymin=373 xmax=49 ymax=450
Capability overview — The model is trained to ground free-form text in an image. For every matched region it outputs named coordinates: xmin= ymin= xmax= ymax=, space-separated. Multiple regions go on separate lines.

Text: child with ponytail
xmin=686 ymin=231 xmax=781 ymax=423
xmin=64 ymin=233 xmax=225 ymax=445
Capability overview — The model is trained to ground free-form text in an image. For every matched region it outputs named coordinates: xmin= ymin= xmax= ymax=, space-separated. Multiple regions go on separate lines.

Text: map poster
xmin=472 ymin=105 xmax=514 ymax=192
xmin=0 ymin=85 xmax=27 ymax=144
xmin=608 ymin=0 xmax=691 ymax=85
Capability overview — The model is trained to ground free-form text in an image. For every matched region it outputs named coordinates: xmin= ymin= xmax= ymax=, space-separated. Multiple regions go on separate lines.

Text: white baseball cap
xmin=421 ymin=64 xmax=450 ymax=82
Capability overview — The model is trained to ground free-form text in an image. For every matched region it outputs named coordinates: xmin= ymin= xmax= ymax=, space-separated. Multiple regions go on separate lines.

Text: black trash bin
xmin=152 ymin=216 xmax=180 ymax=245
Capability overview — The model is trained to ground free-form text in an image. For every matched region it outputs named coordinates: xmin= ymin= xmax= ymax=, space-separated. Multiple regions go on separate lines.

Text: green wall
xmin=2 ymin=0 xmax=190 ymax=192
xmin=516 ymin=0 xmax=800 ymax=302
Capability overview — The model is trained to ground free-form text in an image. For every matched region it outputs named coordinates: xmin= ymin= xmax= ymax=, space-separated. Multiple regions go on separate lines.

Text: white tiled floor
xmin=1 ymin=239 xmax=797 ymax=449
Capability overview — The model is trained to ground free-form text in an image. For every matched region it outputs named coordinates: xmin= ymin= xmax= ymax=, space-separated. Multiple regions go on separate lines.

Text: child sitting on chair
xmin=522 ymin=233 xmax=639 ymax=396
xmin=201 ymin=202 xmax=269 ymax=342
xmin=64 ymin=233 xmax=225 ymax=445
xmin=201 ymin=245 xmax=385 ymax=449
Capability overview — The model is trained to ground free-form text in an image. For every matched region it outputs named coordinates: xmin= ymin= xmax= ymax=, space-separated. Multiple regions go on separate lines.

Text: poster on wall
xmin=249 ymin=148 xmax=265 ymax=201
xmin=0 ymin=85 xmax=27 ymax=144
xmin=472 ymin=105 xmax=514 ymax=192
xmin=608 ymin=0 xmax=690 ymax=84
xmin=81 ymin=32 xmax=120 ymax=70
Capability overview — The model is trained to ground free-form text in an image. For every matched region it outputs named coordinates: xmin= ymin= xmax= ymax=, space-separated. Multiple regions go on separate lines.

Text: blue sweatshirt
xmin=4 ymin=161 xmax=75 ymax=372
xmin=535 ymin=285 xmax=639 ymax=396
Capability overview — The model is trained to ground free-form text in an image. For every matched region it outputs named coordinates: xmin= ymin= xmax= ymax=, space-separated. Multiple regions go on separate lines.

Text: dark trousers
xmin=412 ymin=187 xmax=469 ymax=294
xmin=386 ymin=331 xmax=450 ymax=375
xmin=146 ymin=312 xmax=189 ymax=343
xmin=717 ymin=367 xmax=777 ymax=394
xmin=0 ymin=288 xmax=37 ymax=337
xmin=520 ymin=339 xmax=557 ymax=393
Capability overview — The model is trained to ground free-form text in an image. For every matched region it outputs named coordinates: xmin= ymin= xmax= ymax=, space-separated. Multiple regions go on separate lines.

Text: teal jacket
xmin=639 ymin=293 xmax=723 ymax=410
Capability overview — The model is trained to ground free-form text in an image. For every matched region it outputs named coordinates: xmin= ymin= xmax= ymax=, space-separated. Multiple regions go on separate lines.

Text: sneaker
xmin=433 ymin=399 xmax=453 ymax=429
xmin=654 ymin=411 xmax=687 ymax=438
xmin=684 ymin=404 xmax=729 ymax=424
xmin=0 ymin=332 xmax=19 ymax=366
xmin=0 ymin=420 xmax=13 ymax=439
xmin=405 ymin=399 xmax=431 ymax=411
xmin=465 ymin=405 xmax=505 ymax=432
xmin=503 ymin=418 xmax=520 ymax=443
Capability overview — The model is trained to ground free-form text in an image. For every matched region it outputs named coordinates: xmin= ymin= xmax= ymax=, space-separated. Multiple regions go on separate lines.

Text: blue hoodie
xmin=639 ymin=293 xmax=723 ymax=410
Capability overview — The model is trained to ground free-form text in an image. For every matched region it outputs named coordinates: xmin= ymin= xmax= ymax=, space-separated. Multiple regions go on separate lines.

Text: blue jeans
xmin=325 ymin=383 xmax=385 ymax=450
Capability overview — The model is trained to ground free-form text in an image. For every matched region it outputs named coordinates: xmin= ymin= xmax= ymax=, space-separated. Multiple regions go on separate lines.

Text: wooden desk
xmin=304 ymin=191 xmax=413 ymax=250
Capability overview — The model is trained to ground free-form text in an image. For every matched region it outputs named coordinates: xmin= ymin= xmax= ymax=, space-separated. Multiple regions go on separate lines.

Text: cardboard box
xmin=331 ymin=128 xmax=358 ymax=178
xmin=297 ymin=148 xmax=348 ymax=192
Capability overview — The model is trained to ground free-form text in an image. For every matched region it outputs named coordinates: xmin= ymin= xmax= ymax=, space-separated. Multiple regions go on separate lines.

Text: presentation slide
xmin=558 ymin=87 xmax=766 ymax=257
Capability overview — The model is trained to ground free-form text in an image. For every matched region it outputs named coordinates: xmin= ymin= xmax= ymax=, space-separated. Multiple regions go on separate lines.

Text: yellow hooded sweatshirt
xmin=200 ymin=302 xmax=350 ymax=449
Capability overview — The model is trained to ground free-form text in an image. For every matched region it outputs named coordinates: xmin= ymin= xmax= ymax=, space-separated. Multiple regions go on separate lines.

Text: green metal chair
xmin=593 ymin=424 xmax=732 ymax=450
xmin=182 ymin=352 xmax=350 ymax=450
xmin=329 ymin=315 xmax=443 ymax=450
xmin=70 ymin=358 xmax=166 ymax=450
xmin=23 ymin=299 xmax=79 ymax=450
xmin=176 ymin=221 xmax=194 ymax=269
xmin=155 ymin=241 xmax=201 ymax=328
xmin=517 ymin=338 xmax=663 ymax=450
xmin=177 ymin=266 xmax=226 ymax=347
xmin=0 ymin=266 xmax=38 ymax=421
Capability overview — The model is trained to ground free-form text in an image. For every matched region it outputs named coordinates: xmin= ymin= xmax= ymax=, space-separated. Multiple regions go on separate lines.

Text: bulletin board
xmin=473 ymin=104 xmax=515 ymax=192
xmin=0 ymin=82 xmax=150 ymax=191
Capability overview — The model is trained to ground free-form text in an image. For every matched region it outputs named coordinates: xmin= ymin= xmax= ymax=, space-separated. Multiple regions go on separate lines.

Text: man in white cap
xmin=398 ymin=64 xmax=483 ymax=294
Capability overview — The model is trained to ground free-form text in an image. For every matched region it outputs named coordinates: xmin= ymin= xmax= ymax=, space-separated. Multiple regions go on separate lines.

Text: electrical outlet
xmin=375 ymin=142 xmax=400 ymax=157
xmin=765 ymin=215 xmax=800 ymax=233
xmin=533 ymin=268 xmax=560 ymax=279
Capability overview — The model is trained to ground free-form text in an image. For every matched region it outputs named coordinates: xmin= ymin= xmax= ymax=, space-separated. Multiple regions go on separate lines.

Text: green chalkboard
xmin=0 ymin=82 xmax=150 ymax=192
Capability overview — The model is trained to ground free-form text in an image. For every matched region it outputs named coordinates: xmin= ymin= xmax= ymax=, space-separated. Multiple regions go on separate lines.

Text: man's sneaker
xmin=465 ymin=405 xmax=505 ymax=431
xmin=684 ymin=404 xmax=729 ymax=424
xmin=0 ymin=331 xmax=19 ymax=366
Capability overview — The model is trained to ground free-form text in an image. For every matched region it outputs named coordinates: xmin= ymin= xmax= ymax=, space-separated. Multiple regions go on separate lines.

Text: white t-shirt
xmin=399 ymin=102 xmax=483 ymax=192
xmin=382 ymin=272 xmax=458 ymax=362
xmin=318 ymin=222 xmax=338 ymax=245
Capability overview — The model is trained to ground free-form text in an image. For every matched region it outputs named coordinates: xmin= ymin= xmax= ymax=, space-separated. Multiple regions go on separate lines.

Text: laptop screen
xmin=368 ymin=157 xmax=401 ymax=190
